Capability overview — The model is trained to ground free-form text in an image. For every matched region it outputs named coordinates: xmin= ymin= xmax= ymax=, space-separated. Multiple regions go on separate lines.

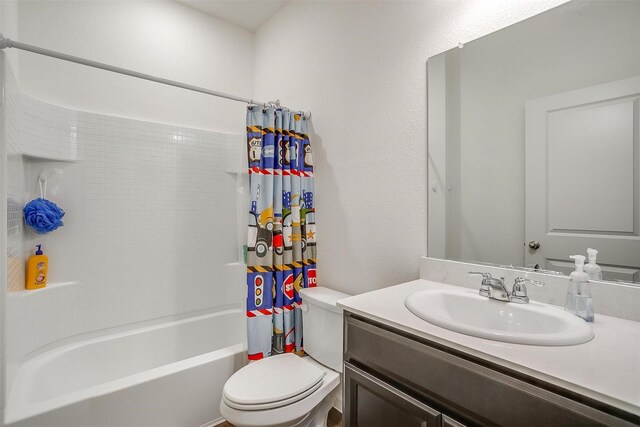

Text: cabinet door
xmin=344 ymin=363 xmax=441 ymax=427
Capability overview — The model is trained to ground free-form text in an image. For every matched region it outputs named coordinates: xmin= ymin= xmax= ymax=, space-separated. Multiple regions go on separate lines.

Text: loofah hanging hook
xmin=38 ymin=173 xmax=47 ymax=198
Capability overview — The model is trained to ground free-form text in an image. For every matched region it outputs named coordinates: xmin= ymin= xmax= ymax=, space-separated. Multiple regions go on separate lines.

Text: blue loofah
xmin=24 ymin=198 xmax=65 ymax=234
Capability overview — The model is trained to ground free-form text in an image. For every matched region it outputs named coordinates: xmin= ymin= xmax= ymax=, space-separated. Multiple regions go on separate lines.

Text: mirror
xmin=427 ymin=0 xmax=640 ymax=284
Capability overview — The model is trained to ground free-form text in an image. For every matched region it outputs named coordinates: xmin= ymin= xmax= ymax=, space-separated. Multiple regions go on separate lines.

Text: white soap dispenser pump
xmin=565 ymin=255 xmax=594 ymax=322
xmin=584 ymin=248 xmax=603 ymax=280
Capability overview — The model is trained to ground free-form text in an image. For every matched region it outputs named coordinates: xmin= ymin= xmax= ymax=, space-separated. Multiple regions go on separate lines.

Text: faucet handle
xmin=511 ymin=277 xmax=545 ymax=304
xmin=514 ymin=277 xmax=545 ymax=287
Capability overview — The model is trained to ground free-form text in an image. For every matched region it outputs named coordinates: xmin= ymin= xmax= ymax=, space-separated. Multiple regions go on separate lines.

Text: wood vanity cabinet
xmin=343 ymin=313 xmax=639 ymax=427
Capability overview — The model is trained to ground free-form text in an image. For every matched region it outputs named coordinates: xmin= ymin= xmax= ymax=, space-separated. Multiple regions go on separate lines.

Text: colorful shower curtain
xmin=245 ymin=107 xmax=316 ymax=361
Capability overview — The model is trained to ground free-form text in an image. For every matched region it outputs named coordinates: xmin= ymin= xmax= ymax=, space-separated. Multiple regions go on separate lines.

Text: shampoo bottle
xmin=565 ymin=255 xmax=593 ymax=322
xmin=26 ymin=244 xmax=48 ymax=290
xmin=584 ymin=248 xmax=603 ymax=281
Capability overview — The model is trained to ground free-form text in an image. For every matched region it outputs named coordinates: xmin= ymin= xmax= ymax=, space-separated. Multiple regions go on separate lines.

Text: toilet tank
xmin=299 ymin=287 xmax=351 ymax=373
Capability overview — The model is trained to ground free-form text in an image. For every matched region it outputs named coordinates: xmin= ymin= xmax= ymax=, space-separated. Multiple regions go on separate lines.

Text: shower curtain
xmin=245 ymin=107 xmax=316 ymax=361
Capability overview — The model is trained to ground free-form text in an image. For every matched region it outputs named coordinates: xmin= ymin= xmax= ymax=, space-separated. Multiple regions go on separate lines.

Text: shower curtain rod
xmin=0 ymin=35 xmax=310 ymax=119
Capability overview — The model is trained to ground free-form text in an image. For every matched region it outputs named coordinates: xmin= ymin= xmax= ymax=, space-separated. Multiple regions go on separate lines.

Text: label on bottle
xmin=35 ymin=262 xmax=46 ymax=285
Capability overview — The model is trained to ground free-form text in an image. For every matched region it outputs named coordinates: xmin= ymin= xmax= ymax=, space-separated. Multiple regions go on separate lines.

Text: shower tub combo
xmin=5 ymin=308 xmax=245 ymax=427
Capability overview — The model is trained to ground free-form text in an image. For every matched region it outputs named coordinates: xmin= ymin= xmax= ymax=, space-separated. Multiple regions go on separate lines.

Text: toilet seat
xmin=223 ymin=379 xmax=323 ymax=411
xmin=220 ymin=357 xmax=341 ymax=427
xmin=223 ymin=354 xmax=326 ymax=411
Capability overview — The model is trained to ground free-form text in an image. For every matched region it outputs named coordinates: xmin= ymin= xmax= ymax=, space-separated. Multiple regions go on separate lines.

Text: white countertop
xmin=337 ymin=279 xmax=640 ymax=417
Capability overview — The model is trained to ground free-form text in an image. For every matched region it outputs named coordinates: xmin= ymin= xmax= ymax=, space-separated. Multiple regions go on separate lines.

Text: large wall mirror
xmin=427 ymin=0 xmax=640 ymax=284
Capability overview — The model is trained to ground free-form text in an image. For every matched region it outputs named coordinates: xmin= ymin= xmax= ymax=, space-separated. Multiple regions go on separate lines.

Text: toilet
xmin=220 ymin=287 xmax=350 ymax=427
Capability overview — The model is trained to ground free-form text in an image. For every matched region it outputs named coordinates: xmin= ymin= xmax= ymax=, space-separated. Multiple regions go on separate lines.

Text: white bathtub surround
xmin=5 ymin=308 xmax=246 ymax=427
xmin=420 ymin=257 xmax=640 ymax=322
xmin=2 ymin=6 xmax=254 ymax=412
xmin=2 ymin=55 xmax=247 ymax=408
xmin=337 ymin=280 xmax=640 ymax=418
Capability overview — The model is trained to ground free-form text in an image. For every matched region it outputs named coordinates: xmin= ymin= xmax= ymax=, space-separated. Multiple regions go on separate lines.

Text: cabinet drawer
xmin=344 ymin=362 xmax=441 ymax=427
xmin=344 ymin=314 xmax=638 ymax=427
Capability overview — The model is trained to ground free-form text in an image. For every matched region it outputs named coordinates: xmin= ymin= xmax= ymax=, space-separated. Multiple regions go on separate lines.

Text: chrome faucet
xmin=468 ymin=272 xmax=511 ymax=302
xmin=510 ymin=277 xmax=545 ymax=304
xmin=468 ymin=272 xmax=545 ymax=304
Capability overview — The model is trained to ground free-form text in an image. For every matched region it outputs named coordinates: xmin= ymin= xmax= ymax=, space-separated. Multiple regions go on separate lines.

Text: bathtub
xmin=5 ymin=307 xmax=246 ymax=427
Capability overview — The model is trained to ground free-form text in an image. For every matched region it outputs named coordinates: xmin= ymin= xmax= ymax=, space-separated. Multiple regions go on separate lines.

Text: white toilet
xmin=220 ymin=287 xmax=350 ymax=427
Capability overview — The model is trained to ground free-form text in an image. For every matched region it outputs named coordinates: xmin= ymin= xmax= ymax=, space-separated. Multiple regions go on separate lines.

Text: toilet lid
xmin=223 ymin=354 xmax=325 ymax=406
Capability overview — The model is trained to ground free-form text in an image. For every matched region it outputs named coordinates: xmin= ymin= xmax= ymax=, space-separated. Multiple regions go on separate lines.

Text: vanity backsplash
xmin=420 ymin=257 xmax=640 ymax=322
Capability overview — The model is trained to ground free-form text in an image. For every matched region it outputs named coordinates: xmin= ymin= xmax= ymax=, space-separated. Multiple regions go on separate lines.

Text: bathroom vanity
xmin=338 ymin=280 xmax=640 ymax=427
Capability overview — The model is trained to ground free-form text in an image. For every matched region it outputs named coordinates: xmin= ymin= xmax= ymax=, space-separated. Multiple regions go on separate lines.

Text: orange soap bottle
xmin=26 ymin=244 xmax=48 ymax=290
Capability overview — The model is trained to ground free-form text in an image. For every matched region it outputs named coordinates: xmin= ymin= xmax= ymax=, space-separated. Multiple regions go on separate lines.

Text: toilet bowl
xmin=220 ymin=354 xmax=340 ymax=427
xmin=220 ymin=287 xmax=350 ymax=427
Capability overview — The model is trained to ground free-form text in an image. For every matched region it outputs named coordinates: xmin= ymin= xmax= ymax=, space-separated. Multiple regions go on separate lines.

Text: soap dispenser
xmin=565 ymin=255 xmax=593 ymax=322
xmin=584 ymin=248 xmax=603 ymax=280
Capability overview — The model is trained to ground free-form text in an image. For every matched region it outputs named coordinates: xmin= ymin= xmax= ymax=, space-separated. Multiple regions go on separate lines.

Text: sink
xmin=405 ymin=289 xmax=593 ymax=346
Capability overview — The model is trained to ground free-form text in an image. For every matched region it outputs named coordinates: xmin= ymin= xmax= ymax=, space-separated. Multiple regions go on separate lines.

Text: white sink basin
xmin=405 ymin=289 xmax=593 ymax=346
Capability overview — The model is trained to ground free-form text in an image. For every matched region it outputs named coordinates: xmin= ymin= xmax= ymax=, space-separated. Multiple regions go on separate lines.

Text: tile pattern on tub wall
xmin=6 ymin=79 xmax=245 ymax=376
xmin=19 ymin=94 xmax=78 ymax=161
xmin=419 ymin=257 xmax=640 ymax=322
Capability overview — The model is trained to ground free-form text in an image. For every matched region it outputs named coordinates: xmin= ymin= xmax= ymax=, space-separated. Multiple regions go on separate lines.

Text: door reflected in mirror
xmin=427 ymin=0 xmax=640 ymax=284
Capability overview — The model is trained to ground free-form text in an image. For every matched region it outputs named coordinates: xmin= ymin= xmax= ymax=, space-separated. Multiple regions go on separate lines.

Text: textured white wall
xmin=254 ymin=0 xmax=568 ymax=296
xmin=16 ymin=0 xmax=254 ymax=133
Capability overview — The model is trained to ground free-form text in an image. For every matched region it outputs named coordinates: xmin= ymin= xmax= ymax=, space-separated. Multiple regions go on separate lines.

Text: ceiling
xmin=177 ymin=0 xmax=289 ymax=32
